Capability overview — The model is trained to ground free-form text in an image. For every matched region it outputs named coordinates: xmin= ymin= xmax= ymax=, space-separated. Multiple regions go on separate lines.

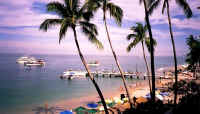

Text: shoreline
xmin=30 ymin=63 xmax=188 ymax=114
xmin=28 ymin=65 xmax=185 ymax=113
xmin=50 ymin=79 xmax=170 ymax=112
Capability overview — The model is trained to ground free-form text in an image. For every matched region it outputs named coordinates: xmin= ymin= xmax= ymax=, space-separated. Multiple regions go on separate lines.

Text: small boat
xmin=60 ymin=70 xmax=87 ymax=80
xmin=17 ymin=56 xmax=45 ymax=66
xmin=16 ymin=56 xmax=30 ymax=64
xmin=24 ymin=59 xmax=45 ymax=66
xmin=87 ymin=61 xmax=100 ymax=67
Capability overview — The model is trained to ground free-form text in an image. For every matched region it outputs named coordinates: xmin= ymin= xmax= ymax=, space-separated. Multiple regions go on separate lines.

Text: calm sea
xmin=0 ymin=53 xmax=185 ymax=114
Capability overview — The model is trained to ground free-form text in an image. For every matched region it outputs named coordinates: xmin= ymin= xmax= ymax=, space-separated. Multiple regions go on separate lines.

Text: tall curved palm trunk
xmin=143 ymin=0 xmax=156 ymax=102
xmin=141 ymin=42 xmax=152 ymax=93
xmin=166 ymin=1 xmax=178 ymax=105
xmin=72 ymin=27 xmax=109 ymax=114
xmin=103 ymin=15 xmax=133 ymax=108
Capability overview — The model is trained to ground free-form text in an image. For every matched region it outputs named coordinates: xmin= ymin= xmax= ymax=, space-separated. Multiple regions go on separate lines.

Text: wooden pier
xmin=86 ymin=71 xmax=168 ymax=80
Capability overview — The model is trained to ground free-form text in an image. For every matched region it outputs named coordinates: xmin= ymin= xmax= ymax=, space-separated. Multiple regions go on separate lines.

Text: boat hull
xmin=60 ymin=71 xmax=87 ymax=80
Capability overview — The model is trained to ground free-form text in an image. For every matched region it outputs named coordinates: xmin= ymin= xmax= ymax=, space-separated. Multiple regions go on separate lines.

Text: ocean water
xmin=0 ymin=53 xmax=185 ymax=114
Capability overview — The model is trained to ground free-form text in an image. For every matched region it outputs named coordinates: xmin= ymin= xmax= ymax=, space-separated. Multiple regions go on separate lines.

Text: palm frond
xmin=127 ymin=37 xmax=141 ymax=52
xmin=130 ymin=26 xmax=136 ymax=31
xmin=148 ymin=0 xmax=161 ymax=15
xmin=59 ymin=19 xmax=70 ymax=43
xmin=126 ymin=22 xmax=149 ymax=52
xmin=144 ymin=24 xmax=148 ymax=32
xmin=162 ymin=0 xmax=167 ymax=14
xmin=145 ymin=37 xmax=157 ymax=52
xmin=65 ymin=0 xmax=80 ymax=11
xmin=83 ymin=0 xmax=102 ymax=12
xmin=175 ymin=0 xmax=193 ymax=18
xmin=80 ymin=21 xmax=98 ymax=35
xmin=80 ymin=21 xmax=103 ymax=49
xmin=127 ymin=34 xmax=137 ymax=40
xmin=126 ymin=39 xmax=139 ymax=52
xmin=106 ymin=2 xmax=123 ymax=26
xmin=47 ymin=2 xmax=68 ymax=17
xmin=127 ymin=42 xmax=134 ymax=52
xmin=82 ymin=11 xmax=94 ymax=22
xmin=186 ymin=35 xmax=200 ymax=66
xmin=40 ymin=19 xmax=63 ymax=31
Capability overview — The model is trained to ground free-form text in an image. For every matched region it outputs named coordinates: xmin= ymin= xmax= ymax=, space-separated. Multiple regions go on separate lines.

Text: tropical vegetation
xmin=126 ymin=22 xmax=157 ymax=94
xmin=186 ymin=35 xmax=200 ymax=79
xmin=85 ymin=0 xmax=133 ymax=108
xmin=138 ymin=0 xmax=160 ymax=102
xmin=39 ymin=0 xmax=109 ymax=113
xmin=161 ymin=0 xmax=192 ymax=104
xmin=38 ymin=0 xmax=199 ymax=113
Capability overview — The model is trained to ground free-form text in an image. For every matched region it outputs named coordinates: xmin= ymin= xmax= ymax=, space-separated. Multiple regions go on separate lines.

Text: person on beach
xmin=120 ymin=86 xmax=124 ymax=92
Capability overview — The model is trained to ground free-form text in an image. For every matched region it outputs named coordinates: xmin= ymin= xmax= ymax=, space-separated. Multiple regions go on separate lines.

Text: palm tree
xmin=161 ymin=0 xmax=192 ymax=104
xmin=86 ymin=0 xmax=133 ymax=108
xmin=186 ymin=35 xmax=200 ymax=79
xmin=126 ymin=22 xmax=157 ymax=94
xmin=39 ymin=0 xmax=109 ymax=113
xmin=139 ymin=0 xmax=160 ymax=102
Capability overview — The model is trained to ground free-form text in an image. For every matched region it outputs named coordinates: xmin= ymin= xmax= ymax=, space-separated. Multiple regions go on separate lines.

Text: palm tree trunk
xmin=143 ymin=0 xmax=156 ymax=102
xmin=194 ymin=64 xmax=197 ymax=79
xmin=141 ymin=42 xmax=152 ymax=93
xmin=72 ymin=27 xmax=109 ymax=114
xmin=103 ymin=14 xmax=133 ymax=108
xmin=166 ymin=1 xmax=178 ymax=105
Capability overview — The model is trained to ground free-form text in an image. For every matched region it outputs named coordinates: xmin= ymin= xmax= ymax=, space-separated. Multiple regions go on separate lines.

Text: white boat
xmin=87 ymin=61 xmax=100 ymax=66
xmin=60 ymin=70 xmax=87 ymax=80
xmin=16 ymin=56 xmax=30 ymax=64
xmin=17 ymin=56 xmax=45 ymax=66
xmin=24 ymin=59 xmax=45 ymax=66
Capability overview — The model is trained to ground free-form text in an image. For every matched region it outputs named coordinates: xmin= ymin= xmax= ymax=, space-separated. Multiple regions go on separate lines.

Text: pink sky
xmin=0 ymin=0 xmax=200 ymax=56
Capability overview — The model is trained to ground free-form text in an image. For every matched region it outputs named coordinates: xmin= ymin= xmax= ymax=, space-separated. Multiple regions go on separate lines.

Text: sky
xmin=0 ymin=0 xmax=199 ymax=56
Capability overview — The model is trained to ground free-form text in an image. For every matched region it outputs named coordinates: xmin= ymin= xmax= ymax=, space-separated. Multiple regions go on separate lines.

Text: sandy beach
xmin=48 ymin=79 xmax=172 ymax=113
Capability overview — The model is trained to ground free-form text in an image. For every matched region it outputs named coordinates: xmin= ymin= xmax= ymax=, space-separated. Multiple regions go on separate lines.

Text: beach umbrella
xmin=73 ymin=106 xmax=87 ymax=112
xmin=87 ymin=103 xmax=98 ymax=108
xmin=60 ymin=110 xmax=73 ymax=114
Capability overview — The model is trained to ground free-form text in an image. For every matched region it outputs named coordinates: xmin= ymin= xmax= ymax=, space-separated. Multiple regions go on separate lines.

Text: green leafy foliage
xmin=126 ymin=23 xmax=157 ymax=53
xmin=40 ymin=0 xmax=103 ymax=49
xmin=186 ymin=35 xmax=200 ymax=68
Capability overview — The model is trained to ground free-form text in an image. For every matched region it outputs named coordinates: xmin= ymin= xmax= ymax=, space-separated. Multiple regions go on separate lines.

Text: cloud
xmin=0 ymin=0 xmax=199 ymax=56
xmin=171 ymin=18 xmax=200 ymax=30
